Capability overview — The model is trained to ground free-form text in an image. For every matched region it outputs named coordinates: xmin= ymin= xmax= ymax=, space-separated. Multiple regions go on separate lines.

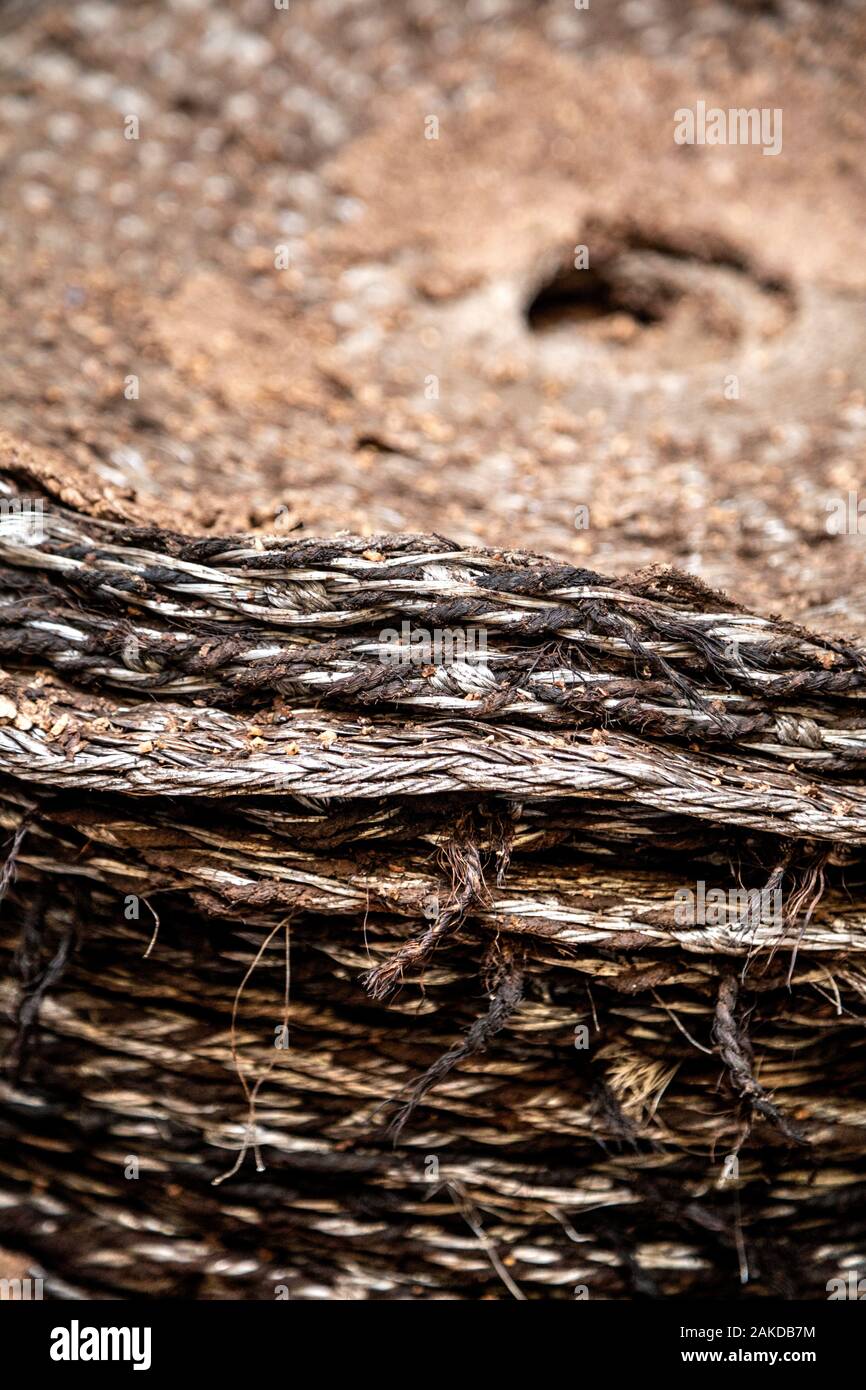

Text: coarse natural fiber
xmin=1 ymin=463 xmax=865 ymax=1299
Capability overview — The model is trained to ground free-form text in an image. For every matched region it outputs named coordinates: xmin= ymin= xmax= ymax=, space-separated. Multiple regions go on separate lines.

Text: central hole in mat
xmin=525 ymin=265 xmax=664 ymax=332
xmin=523 ymin=231 xmax=795 ymax=362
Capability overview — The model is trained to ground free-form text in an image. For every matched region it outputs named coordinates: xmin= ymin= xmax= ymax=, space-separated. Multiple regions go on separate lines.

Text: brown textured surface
xmin=1 ymin=494 xmax=865 ymax=1299
xmin=2 ymin=0 xmax=866 ymax=617
xmin=2 ymin=0 xmax=866 ymax=1302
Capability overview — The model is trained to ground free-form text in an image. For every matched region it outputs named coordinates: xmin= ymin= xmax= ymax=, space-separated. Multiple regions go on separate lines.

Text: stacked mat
xmin=0 ymin=462 xmax=865 ymax=1299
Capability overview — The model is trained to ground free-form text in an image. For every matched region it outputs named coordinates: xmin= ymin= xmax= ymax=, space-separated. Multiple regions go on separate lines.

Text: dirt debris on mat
xmin=1 ymin=0 xmax=865 ymax=1301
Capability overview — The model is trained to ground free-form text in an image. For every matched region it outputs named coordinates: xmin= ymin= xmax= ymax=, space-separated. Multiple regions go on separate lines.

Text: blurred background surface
xmin=1 ymin=0 xmax=865 ymax=622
